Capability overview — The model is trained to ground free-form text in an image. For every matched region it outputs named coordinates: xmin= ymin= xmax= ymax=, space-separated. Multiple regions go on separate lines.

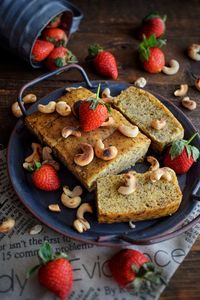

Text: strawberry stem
xmin=186 ymin=132 xmax=198 ymax=145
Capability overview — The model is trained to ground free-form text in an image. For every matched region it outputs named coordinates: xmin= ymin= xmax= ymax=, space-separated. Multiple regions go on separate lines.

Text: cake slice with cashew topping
xmin=25 ymin=87 xmax=151 ymax=191
xmin=96 ymin=165 xmax=182 ymax=224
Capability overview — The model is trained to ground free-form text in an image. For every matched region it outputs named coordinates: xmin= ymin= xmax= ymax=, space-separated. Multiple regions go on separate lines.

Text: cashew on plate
xmin=118 ymin=173 xmax=137 ymax=195
xmin=151 ymin=118 xmax=166 ymax=130
xmin=94 ymin=139 xmax=118 ymax=161
xmin=150 ymin=167 xmax=172 ymax=182
xmin=73 ymin=203 xmax=93 ymax=233
xmin=74 ymin=143 xmax=94 ymax=166
xmin=147 ymin=156 xmax=160 ymax=171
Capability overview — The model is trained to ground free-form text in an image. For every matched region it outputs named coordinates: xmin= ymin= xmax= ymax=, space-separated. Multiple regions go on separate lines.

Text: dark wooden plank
xmin=0 ymin=0 xmax=200 ymax=299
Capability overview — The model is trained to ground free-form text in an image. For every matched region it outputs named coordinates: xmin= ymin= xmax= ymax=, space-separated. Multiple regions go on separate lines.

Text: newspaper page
xmin=1 ymin=148 xmax=200 ymax=300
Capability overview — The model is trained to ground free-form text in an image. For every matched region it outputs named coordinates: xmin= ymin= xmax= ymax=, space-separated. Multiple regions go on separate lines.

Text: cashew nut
xmin=62 ymin=126 xmax=81 ymax=139
xmin=65 ymin=86 xmax=82 ymax=92
xmin=23 ymin=143 xmax=42 ymax=170
xmin=42 ymin=146 xmax=60 ymax=171
xmin=101 ymin=117 xmax=115 ymax=127
xmin=61 ymin=193 xmax=81 ymax=208
xmin=56 ymin=101 xmax=71 ymax=116
xmin=38 ymin=101 xmax=56 ymax=113
xmin=23 ymin=93 xmax=37 ymax=104
xmin=181 ymin=97 xmax=197 ymax=110
xmin=174 ymin=84 xmax=188 ymax=97
xmin=162 ymin=59 xmax=180 ymax=75
xmin=195 ymin=78 xmax=200 ymax=91
xmin=73 ymin=218 xmax=90 ymax=233
xmin=29 ymin=224 xmax=43 ymax=235
xmin=76 ymin=203 xmax=93 ymax=220
xmin=188 ymin=44 xmax=200 ymax=61
xmin=94 ymin=139 xmax=118 ymax=161
xmin=11 ymin=102 xmax=23 ymax=118
xmin=0 ymin=217 xmax=15 ymax=233
xmin=118 ymin=124 xmax=139 ymax=138
xmin=101 ymin=87 xmax=112 ymax=98
xmin=63 ymin=185 xmax=83 ymax=197
xmin=150 ymin=167 xmax=172 ymax=182
xmin=151 ymin=118 xmax=166 ymax=130
xmin=61 ymin=185 xmax=83 ymax=209
xmin=48 ymin=204 xmax=61 ymax=212
xmin=74 ymin=143 xmax=94 ymax=166
xmin=134 ymin=77 xmax=147 ymax=88
xmin=118 ymin=173 xmax=137 ymax=195
xmin=147 ymin=156 xmax=160 ymax=171
xmin=101 ymin=88 xmax=113 ymax=103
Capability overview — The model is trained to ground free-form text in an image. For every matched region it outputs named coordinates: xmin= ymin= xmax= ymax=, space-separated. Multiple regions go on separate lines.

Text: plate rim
xmin=7 ymin=81 xmax=200 ymax=246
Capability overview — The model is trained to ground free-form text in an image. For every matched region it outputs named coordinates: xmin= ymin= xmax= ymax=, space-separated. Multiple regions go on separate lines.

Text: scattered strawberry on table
xmin=79 ymin=84 xmax=110 ymax=131
xmin=138 ymin=12 xmax=167 ymax=40
xmin=164 ymin=132 xmax=200 ymax=174
xmin=28 ymin=242 xmax=73 ymax=300
xmin=109 ymin=249 xmax=165 ymax=295
xmin=32 ymin=162 xmax=61 ymax=191
xmin=138 ymin=35 xmax=166 ymax=73
xmin=43 ymin=28 xmax=68 ymax=47
xmin=86 ymin=44 xmax=118 ymax=80
xmin=46 ymin=46 xmax=77 ymax=70
xmin=32 ymin=40 xmax=54 ymax=62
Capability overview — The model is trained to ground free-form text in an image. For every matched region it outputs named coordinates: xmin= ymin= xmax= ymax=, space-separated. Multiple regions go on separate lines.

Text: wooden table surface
xmin=0 ymin=0 xmax=200 ymax=299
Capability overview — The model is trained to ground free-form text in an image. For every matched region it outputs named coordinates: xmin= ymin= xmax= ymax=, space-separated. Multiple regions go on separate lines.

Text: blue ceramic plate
xmin=7 ymin=80 xmax=200 ymax=246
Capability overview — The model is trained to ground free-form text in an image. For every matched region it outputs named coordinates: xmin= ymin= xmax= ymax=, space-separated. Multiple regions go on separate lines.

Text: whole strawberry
xmin=139 ymin=35 xmax=166 ymax=73
xmin=87 ymin=44 xmax=118 ymax=80
xmin=138 ymin=12 xmax=167 ymax=40
xmin=29 ymin=242 xmax=73 ymax=300
xmin=47 ymin=14 xmax=62 ymax=28
xmin=109 ymin=249 xmax=165 ymax=295
xmin=79 ymin=84 xmax=110 ymax=131
xmin=32 ymin=163 xmax=60 ymax=191
xmin=43 ymin=28 xmax=68 ymax=47
xmin=32 ymin=39 xmax=54 ymax=62
xmin=46 ymin=47 xmax=77 ymax=70
xmin=164 ymin=132 xmax=199 ymax=174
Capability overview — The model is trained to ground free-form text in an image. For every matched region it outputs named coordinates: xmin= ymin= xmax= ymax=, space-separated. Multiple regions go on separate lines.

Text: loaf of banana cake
xmin=25 ymin=87 xmax=151 ymax=191
xmin=96 ymin=168 xmax=182 ymax=223
xmin=113 ymin=86 xmax=184 ymax=152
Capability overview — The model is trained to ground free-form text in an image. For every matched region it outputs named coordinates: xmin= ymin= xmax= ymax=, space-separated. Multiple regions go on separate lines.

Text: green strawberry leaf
xmin=27 ymin=264 xmax=41 ymax=278
xmin=169 ymin=140 xmax=185 ymax=159
xmin=46 ymin=36 xmax=56 ymax=44
xmin=88 ymin=44 xmax=104 ymax=58
xmin=54 ymin=252 xmax=68 ymax=260
xmin=67 ymin=50 xmax=78 ymax=63
xmin=55 ymin=57 xmax=65 ymax=67
xmin=190 ymin=145 xmax=200 ymax=161
xmin=138 ymin=35 xmax=166 ymax=61
xmin=131 ymin=263 xmax=139 ymax=274
xmin=38 ymin=242 xmax=53 ymax=264
xmin=185 ymin=144 xmax=192 ymax=158
xmin=50 ymin=15 xmax=59 ymax=25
